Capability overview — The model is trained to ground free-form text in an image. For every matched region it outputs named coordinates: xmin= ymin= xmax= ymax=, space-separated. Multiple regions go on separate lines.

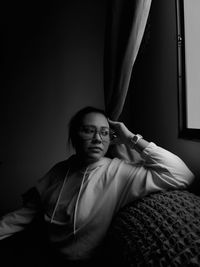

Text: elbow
xmin=175 ymin=168 xmax=195 ymax=189
xmin=183 ymin=171 xmax=195 ymax=187
xmin=152 ymin=167 xmax=195 ymax=191
xmin=169 ymin=157 xmax=195 ymax=188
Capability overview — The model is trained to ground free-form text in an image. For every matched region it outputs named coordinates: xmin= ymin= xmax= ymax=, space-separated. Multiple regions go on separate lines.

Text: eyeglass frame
xmin=78 ymin=125 xmax=115 ymax=141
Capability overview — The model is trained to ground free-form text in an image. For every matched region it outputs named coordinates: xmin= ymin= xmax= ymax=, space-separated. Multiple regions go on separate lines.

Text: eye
xmin=82 ymin=127 xmax=95 ymax=134
xmin=100 ymin=130 xmax=110 ymax=136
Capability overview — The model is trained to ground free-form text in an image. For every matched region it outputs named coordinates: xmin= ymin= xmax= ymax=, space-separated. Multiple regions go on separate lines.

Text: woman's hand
xmin=108 ymin=119 xmax=134 ymax=145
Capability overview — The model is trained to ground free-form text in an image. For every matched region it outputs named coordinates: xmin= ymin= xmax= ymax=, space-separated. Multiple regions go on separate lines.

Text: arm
xmin=108 ymin=120 xmax=194 ymax=202
xmin=108 ymin=119 xmax=150 ymax=152
xmin=0 ymin=207 xmax=37 ymax=240
xmin=0 ymin=160 xmax=70 ymax=241
xmin=0 ymin=187 xmax=41 ymax=240
xmin=0 ymin=159 xmax=68 ymax=241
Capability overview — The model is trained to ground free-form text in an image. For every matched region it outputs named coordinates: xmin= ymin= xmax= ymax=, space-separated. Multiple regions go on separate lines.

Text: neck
xmin=74 ymin=154 xmax=101 ymax=168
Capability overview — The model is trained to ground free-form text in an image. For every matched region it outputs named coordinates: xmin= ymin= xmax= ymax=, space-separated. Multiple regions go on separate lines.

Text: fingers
xmin=108 ymin=118 xmax=134 ymax=146
xmin=108 ymin=118 xmax=125 ymax=126
xmin=108 ymin=118 xmax=123 ymax=128
xmin=108 ymin=119 xmax=121 ymax=144
xmin=107 ymin=118 xmax=118 ymax=125
xmin=108 ymin=119 xmax=118 ymax=135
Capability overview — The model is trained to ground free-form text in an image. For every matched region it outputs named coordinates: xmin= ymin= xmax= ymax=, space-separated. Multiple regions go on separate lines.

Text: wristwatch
xmin=129 ymin=134 xmax=143 ymax=149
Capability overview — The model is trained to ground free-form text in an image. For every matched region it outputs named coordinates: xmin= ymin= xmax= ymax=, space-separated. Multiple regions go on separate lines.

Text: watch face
xmin=130 ymin=134 xmax=143 ymax=149
xmin=132 ymin=135 xmax=143 ymax=144
xmin=132 ymin=136 xmax=138 ymax=143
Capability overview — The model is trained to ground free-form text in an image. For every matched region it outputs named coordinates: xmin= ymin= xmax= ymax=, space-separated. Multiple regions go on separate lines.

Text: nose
xmin=92 ymin=132 xmax=102 ymax=142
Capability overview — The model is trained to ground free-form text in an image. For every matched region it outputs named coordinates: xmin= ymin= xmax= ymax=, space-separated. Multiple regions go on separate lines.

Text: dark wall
xmin=126 ymin=0 xmax=200 ymax=195
xmin=0 ymin=1 xmax=107 ymax=212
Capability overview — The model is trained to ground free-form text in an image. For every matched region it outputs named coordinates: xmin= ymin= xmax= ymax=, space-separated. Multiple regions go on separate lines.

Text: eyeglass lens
xmin=79 ymin=126 xmax=111 ymax=140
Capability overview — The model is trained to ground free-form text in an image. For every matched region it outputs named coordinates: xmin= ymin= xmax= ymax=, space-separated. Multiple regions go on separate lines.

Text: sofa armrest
xmin=103 ymin=190 xmax=200 ymax=266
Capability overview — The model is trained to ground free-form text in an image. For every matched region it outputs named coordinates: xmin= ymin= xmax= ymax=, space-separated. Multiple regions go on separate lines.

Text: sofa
xmin=103 ymin=189 xmax=200 ymax=266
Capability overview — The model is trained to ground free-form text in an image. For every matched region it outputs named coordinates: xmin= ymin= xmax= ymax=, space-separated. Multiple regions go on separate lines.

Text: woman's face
xmin=75 ymin=112 xmax=110 ymax=163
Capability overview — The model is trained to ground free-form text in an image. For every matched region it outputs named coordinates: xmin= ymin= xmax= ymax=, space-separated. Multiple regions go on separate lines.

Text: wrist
xmin=128 ymin=134 xmax=143 ymax=149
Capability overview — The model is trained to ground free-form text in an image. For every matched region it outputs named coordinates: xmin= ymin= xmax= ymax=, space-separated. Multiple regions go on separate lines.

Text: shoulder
xmin=107 ymin=156 xmax=145 ymax=176
xmin=45 ymin=159 xmax=69 ymax=179
xmin=102 ymin=156 xmax=123 ymax=167
xmin=48 ymin=154 xmax=77 ymax=176
xmin=104 ymin=156 xmax=127 ymax=173
xmin=36 ymin=157 xmax=73 ymax=193
xmin=51 ymin=159 xmax=70 ymax=173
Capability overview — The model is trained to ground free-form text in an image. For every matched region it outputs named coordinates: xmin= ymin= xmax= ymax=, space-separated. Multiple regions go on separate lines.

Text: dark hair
xmin=68 ymin=106 xmax=108 ymax=148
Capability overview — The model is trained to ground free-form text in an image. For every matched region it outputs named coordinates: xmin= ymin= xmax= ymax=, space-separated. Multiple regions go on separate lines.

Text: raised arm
xmin=108 ymin=119 xmax=195 ymax=205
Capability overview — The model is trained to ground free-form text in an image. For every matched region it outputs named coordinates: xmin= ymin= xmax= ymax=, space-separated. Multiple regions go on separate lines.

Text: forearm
xmin=124 ymin=132 xmax=194 ymax=187
xmin=0 ymin=207 xmax=37 ymax=240
xmin=141 ymin=142 xmax=194 ymax=188
xmin=108 ymin=119 xmax=194 ymax=188
xmin=117 ymin=142 xmax=194 ymax=210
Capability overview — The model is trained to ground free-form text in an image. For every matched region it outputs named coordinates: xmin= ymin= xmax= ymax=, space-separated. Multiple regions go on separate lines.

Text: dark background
xmin=0 ymin=0 xmax=107 ymax=212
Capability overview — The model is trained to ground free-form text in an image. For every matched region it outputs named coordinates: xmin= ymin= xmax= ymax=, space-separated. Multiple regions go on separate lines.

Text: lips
xmin=88 ymin=147 xmax=103 ymax=151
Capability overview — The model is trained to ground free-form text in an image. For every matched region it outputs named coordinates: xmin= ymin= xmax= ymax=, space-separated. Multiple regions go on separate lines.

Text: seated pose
xmin=0 ymin=106 xmax=194 ymax=266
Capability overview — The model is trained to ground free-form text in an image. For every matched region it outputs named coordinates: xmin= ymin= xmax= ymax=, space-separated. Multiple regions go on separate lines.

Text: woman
xmin=0 ymin=106 xmax=194 ymax=266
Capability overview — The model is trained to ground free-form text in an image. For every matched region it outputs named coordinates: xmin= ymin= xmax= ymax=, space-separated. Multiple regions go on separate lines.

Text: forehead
xmin=81 ymin=112 xmax=109 ymax=127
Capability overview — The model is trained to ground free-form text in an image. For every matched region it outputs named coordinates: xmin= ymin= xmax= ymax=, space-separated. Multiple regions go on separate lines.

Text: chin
xmin=87 ymin=152 xmax=103 ymax=161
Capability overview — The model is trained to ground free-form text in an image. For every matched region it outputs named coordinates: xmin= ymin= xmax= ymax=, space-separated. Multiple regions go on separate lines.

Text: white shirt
xmin=0 ymin=143 xmax=194 ymax=260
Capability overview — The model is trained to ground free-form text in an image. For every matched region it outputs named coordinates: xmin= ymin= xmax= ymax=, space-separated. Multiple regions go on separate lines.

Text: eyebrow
xmin=81 ymin=125 xmax=110 ymax=129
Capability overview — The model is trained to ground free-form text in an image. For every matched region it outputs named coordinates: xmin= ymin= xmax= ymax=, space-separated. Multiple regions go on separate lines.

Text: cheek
xmin=76 ymin=139 xmax=90 ymax=150
xmin=75 ymin=138 xmax=110 ymax=153
xmin=103 ymin=141 xmax=110 ymax=152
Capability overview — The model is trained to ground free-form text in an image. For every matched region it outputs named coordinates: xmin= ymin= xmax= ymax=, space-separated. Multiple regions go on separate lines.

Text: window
xmin=176 ymin=0 xmax=200 ymax=139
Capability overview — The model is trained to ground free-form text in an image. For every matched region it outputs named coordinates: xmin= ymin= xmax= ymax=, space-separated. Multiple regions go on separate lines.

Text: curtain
xmin=104 ymin=0 xmax=152 ymax=120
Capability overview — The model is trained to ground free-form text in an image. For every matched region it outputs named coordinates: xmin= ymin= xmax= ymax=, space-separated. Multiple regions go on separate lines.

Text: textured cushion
xmin=103 ymin=190 xmax=200 ymax=267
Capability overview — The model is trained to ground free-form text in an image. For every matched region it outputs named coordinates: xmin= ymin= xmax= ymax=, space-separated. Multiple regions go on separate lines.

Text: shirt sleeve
xmin=0 ymin=207 xmax=37 ymax=240
xmin=116 ymin=142 xmax=195 ymax=208
xmin=0 ymin=159 xmax=70 ymax=241
xmin=0 ymin=187 xmax=41 ymax=240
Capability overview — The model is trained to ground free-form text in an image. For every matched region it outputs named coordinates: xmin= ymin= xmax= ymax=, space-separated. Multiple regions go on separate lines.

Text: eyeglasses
xmin=78 ymin=125 xmax=113 ymax=141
